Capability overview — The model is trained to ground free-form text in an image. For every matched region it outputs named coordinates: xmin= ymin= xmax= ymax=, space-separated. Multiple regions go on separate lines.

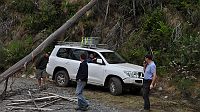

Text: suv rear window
xmin=56 ymin=48 xmax=71 ymax=59
xmin=71 ymin=49 xmax=88 ymax=60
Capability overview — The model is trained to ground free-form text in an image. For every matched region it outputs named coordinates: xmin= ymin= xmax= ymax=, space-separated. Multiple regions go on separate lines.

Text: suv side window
xmin=56 ymin=48 xmax=71 ymax=59
xmin=71 ymin=49 xmax=88 ymax=61
xmin=87 ymin=51 xmax=103 ymax=64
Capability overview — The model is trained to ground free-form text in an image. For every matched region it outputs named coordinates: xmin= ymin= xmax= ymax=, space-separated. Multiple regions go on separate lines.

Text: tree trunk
xmin=0 ymin=0 xmax=97 ymax=83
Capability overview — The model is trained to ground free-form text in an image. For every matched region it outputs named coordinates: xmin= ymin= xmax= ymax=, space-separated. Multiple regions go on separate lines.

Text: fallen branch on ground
xmin=7 ymin=106 xmax=53 ymax=111
xmin=10 ymin=95 xmax=59 ymax=103
xmin=7 ymin=101 xmax=31 ymax=106
xmin=28 ymin=91 xmax=39 ymax=109
xmin=39 ymin=98 xmax=62 ymax=108
xmin=0 ymin=77 xmax=9 ymax=100
xmin=42 ymin=92 xmax=77 ymax=102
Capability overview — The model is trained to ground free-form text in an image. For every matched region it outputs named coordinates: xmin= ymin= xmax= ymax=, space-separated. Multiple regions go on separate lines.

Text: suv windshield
xmin=101 ymin=52 xmax=126 ymax=64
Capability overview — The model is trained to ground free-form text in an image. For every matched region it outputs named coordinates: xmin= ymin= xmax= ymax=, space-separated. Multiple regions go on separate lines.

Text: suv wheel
xmin=109 ymin=77 xmax=122 ymax=95
xmin=55 ymin=70 xmax=69 ymax=87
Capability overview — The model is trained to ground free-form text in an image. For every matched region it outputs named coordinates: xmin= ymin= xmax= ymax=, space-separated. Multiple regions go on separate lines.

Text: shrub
xmin=9 ymin=0 xmax=35 ymax=14
xmin=6 ymin=36 xmax=33 ymax=65
xmin=23 ymin=0 xmax=57 ymax=33
xmin=61 ymin=1 xmax=80 ymax=17
xmin=0 ymin=0 xmax=5 ymax=5
xmin=0 ymin=44 xmax=7 ymax=72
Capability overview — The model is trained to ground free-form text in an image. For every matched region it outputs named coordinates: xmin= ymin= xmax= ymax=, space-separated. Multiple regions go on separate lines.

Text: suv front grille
xmin=138 ymin=72 xmax=144 ymax=78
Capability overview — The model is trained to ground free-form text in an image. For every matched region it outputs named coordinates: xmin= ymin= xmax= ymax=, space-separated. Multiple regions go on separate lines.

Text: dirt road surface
xmin=0 ymin=77 xmax=198 ymax=112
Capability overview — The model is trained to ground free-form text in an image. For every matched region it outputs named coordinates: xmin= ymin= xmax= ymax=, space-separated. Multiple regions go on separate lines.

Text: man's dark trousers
xmin=143 ymin=79 xmax=152 ymax=110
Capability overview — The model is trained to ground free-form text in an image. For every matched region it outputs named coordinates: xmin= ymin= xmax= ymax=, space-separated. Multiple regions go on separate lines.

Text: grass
xmin=83 ymin=85 xmax=196 ymax=112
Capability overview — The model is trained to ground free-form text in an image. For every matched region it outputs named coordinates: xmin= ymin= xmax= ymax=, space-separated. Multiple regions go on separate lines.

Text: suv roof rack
xmin=56 ymin=37 xmax=108 ymax=49
xmin=57 ymin=41 xmax=81 ymax=46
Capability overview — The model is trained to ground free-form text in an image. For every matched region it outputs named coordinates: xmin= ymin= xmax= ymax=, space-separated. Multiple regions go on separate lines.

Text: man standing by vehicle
xmin=75 ymin=54 xmax=89 ymax=111
xmin=142 ymin=54 xmax=157 ymax=111
xmin=35 ymin=52 xmax=49 ymax=89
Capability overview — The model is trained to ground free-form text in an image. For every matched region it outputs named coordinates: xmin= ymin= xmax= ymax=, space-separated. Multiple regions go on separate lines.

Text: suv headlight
xmin=124 ymin=71 xmax=139 ymax=78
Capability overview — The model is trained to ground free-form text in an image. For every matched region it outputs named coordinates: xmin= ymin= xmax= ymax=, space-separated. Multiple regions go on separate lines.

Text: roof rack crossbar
xmin=56 ymin=37 xmax=108 ymax=49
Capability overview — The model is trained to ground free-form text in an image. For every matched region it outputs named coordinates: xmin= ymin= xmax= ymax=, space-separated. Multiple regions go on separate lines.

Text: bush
xmin=9 ymin=0 xmax=35 ymax=14
xmin=61 ymin=1 xmax=80 ymax=17
xmin=169 ymin=34 xmax=200 ymax=75
xmin=118 ymin=8 xmax=173 ymax=68
xmin=189 ymin=7 xmax=200 ymax=27
xmin=23 ymin=0 xmax=73 ymax=33
xmin=0 ymin=0 xmax=5 ymax=5
xmin=0 ymin=44 xmax=7 ymax=72
xmin=171 ymin=75 xmax=195 ymax=98
xmin=23 ymin=0 xmax=57 ymax=33
xmin=6 ymin=36 xmax=33 ymax=65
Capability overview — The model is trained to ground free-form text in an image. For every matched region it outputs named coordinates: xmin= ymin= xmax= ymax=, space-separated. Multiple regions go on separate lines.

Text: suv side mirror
xmin=96 ymin=59 xmax=103 ymax=64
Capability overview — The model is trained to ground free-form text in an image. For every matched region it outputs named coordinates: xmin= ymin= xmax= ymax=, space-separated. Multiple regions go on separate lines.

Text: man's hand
xmin=150 ymin=84 xmax=154 ymax=89
xmin=143 ymin=61 xmax=147 ymax=72
xmin=143 ymin=61 xmax=147 ymax=67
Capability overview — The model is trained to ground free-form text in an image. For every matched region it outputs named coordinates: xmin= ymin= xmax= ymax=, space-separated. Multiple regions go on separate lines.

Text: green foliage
xmin=169 ymin=34 xmax=200 ymax=74
xmin=23 ymin=0 xmax=57 ymax=33
xmin=171 ymin=0 xmax=200 ymax=9
xmin=119 ymin=9 xmax=173 ymax=67
xmin=118 ymin=40 xmax=146 ymax=65
xmin=0 ymin=44 xmax=7 ymax=72
xmin=157 ymin=66 xmax=169 ymax=77
xmin=142 ymin=10 xmax=172 ymax=51
xmin=141 ymin=10 xmax=173 ymax=66
xmin=170 ymin=0 xmax=200 ymax=28
xmin=173 ymin=77 xmax=194 ymax=90
xmin=61 ymin=1 xmax=80 ymax=17
xmin=6 ymin=36 xmax=33 ymax=65
xmin=22 ymin=0 xmax=81 ymax=34
xmin=189 ymin=6 xmax=200 ymax=27
xmin=9 ymin=0 xmax=35 ymax=14
xmin=0 ymin=0 xmax=5 ymax=5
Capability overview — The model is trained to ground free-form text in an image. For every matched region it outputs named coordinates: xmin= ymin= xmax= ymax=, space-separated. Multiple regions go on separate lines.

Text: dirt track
xmin=0 ymin=77 xmax=198 ymax=112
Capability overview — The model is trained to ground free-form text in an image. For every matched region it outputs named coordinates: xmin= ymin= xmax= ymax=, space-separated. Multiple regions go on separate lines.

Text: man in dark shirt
xmin=75 ymin=54 xmax=89 ymax=111
xmin=35 ymin=52 xmax=49 ymax=89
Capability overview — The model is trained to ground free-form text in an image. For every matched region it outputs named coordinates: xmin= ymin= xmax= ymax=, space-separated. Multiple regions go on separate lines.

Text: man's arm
xmin=143 ymin=61 xmax=147 ymax=72
xmin=150 ymin=71 xmax=157 ymax=89
xmin=150 ymin=64 xmax=157 ymax=89
xmin=35 ymin=56 xmax=42 ymax=68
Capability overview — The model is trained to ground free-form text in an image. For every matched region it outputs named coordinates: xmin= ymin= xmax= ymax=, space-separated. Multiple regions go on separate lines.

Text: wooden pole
xmin=0 ymin=0 xmax=97 ymax=84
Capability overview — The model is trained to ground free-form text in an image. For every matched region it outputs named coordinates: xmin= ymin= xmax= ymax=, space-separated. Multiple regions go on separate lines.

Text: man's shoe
xmin=42 ymin=85 xmax=47 ymax=90
xmin=75 ymin=106 xmax=82 ymax=110
xmin=139 ymin=109 xmax=150 ymax=112
xmin=81 ymin=106 xmax=89 ymax=111
xmin=75 ymin=106 xmax=89 ymax=111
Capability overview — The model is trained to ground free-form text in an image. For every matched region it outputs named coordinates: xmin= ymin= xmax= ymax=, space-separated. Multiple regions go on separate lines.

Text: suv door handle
xmin=65 ymin=62 xmax=69 ymax=64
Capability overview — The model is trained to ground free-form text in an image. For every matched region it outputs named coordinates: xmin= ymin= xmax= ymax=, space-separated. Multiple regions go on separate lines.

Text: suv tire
xmin=55 ymin=70 xmax=69 ymax=87
xmin=109 ymin=77 xmax=122 ymax=95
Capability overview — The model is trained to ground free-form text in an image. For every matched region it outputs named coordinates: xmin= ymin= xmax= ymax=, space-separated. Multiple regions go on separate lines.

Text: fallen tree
xmin=0 ymin=0 xmax=97 ymax=98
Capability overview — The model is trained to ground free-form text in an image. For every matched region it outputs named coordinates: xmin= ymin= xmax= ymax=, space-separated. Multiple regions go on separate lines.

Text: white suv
xmin=46 ymin=44 xmax=144 ymax=95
